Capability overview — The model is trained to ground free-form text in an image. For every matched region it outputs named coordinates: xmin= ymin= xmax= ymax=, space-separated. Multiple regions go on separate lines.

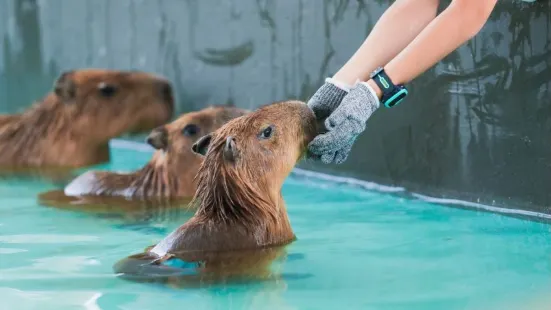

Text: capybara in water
xmin=0 ymin=115 xmax=17 ymax=128
xmin=0 ymin=69 xmax=174 ymax=169
xmin=36 ymin=105 xmax=248 ymax=224
xmin=112 ymin=100 xmax=317 ymax=288
xmin=51 ymin=105 xmax=249 ymax=200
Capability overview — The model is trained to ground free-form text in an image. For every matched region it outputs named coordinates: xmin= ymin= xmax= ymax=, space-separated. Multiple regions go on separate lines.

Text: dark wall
xmin=0 ymin=0 xmax=550 ymax=214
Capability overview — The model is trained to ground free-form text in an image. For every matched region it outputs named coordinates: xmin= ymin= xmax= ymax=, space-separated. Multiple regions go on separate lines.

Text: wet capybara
xmin=112 ymin=100 xmax=317 ymax=288
xmin=0 ymin=115 xmax=17 ymax=128
xmin=37 ymin=106 xmax=250 ymax=220
xmin=0 ymin=69 xmax=174 ymax=170
xmin=61 ymin=105 xmax=249 ymax=199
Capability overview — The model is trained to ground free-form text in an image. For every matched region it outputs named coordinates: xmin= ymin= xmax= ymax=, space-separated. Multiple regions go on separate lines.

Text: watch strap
xmin=372 ymin=68 xmax=395 ymax=95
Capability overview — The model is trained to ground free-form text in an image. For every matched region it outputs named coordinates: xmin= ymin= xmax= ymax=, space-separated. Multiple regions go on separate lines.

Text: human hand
xmin=307 ymin=82 xmax=380 ymax=164
xmin=307 ymin=77 xmax=351 ymax=121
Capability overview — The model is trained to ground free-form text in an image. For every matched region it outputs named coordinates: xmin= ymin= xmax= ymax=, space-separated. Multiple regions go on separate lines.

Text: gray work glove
xmin=307 ymin=77 xmax=351 ymax=121
xmin=308 ymin=82 xmax=380 ymax=164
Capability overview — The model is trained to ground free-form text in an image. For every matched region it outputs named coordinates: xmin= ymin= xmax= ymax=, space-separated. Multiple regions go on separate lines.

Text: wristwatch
xmin=370 ymin=67 xmax=408 ymax=108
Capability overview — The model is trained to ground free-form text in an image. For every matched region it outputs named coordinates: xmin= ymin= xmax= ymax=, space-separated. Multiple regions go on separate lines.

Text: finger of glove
xmin=305 ymin=149 xmax=322 ymax=161
xmin=320 ymin=151 xmax=337 ymax=164
xmin=326 ymin=100 xmax=370 ymax=130
xmin=308 ymin=122 xmax=357 ymax=154
xmin=325 ymin=83 xmax=379 ymax=130
xmin=307 ymin=83 xmax=347 ymax=119
xmin=309 ymin=120 xmax=360 ymax=154
xmin=318 ymin=141 xmax=353 ymax=164
xmin=307 ymin=100 xmax=330 ymax=121
xmin=306 ymin=97 xmax=320 ymax=110
xmin=324 ymin=107 xmax=348 ymax=130
xmin=334 ymin=142 xmax=353 ymax=164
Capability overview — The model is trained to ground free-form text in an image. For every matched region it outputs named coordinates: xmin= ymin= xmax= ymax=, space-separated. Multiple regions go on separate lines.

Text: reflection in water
xmin=0 ymin=166 xmax=78 ymax=185
xmin=37 ymin=189 xmax=194 ymax=227
xmin=0 ymin=0 xmax=550 ymax=213
xmin=113 ymin=245 xmax=292 ymax=288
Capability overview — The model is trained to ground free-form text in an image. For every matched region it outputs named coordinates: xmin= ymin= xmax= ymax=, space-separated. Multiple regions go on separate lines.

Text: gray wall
xmin=1 ymin=0 xmax=550 ymax=214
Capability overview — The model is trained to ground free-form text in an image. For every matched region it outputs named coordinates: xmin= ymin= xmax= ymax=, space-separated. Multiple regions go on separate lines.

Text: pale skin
xmin=332 ymin=0 xmax=499 ymax=98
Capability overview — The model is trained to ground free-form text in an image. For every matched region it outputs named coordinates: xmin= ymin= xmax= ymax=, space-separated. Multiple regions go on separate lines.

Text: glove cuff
xmin=355 ymin=81 xmax=381 ymax=109
xmin=310 ymin=79 xmax=349 ymax=110
xmin=325 ymin=77 xmax=352 ymax=92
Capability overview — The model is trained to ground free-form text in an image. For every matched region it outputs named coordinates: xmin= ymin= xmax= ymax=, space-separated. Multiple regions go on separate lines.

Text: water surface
xmin=0 ymin=145 xmax=549 ymax=310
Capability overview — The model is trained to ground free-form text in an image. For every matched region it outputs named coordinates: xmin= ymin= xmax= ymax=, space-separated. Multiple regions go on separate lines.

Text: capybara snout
xmin=146 ymin=127 xmax=169 ymax=151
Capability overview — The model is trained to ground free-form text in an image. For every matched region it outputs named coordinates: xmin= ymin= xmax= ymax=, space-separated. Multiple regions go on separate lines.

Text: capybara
xmin=112 ymin=100 xmax=317 ymax=288
xmin=37 ymin=106 xmax=249 ymax=221
xmin=0 ymin=69 xmax=174 ymax=170
xmin=61 ymin=105 xmax=249 ymax=199
xmin=0 ymin=115 xmax=17 ymax=128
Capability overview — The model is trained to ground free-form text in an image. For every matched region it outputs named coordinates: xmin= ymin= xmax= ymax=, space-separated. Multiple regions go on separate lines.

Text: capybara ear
xmin=54 ymin=71 xmax=76 ymax=102
xmin=146 ymin=127 xmax=168 ymax=150
xmin=192 ymin=133 xmax=212 ymax=156
xmin=223 ymin=136 xmax=238 ymax=163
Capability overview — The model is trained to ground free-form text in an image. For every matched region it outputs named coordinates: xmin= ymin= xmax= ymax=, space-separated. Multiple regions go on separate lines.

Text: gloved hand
xmin=307 ymin=77 xmax=351 ymax=121
xmin=308 ymin=82 xmax=380 ymax=164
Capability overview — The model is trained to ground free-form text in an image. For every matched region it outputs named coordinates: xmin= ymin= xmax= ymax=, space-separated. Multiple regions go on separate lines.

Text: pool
xmin=0 ymin=141 xmax=550 ymax=310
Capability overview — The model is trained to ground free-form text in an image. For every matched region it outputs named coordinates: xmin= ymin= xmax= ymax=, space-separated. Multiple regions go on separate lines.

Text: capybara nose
xmin=146 ymin=127 xmax=168 ymax=150
xmin=157 ymin=80 xmax=174 ymax=105
xmin=223 ymin=136 xmax=238 ymax=162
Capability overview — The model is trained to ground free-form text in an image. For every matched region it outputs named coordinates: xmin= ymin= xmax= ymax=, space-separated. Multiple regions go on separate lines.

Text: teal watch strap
xmin=371 ymin=67 xmax=408 ymax=108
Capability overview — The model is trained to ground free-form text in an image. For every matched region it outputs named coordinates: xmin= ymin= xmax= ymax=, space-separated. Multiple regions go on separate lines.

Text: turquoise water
xmin=0 ymin=144 xmax=550 ymax=310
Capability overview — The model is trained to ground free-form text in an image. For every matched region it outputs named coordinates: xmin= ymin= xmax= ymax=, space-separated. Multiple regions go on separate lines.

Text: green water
xmin=0 ymin=144 xmax=549 ymax=310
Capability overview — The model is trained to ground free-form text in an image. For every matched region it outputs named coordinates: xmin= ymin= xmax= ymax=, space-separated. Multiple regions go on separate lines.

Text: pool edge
xmin=109 ymin=139 xmax=551 ymax=224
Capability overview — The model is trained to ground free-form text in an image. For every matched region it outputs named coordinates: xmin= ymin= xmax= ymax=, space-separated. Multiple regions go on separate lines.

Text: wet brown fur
xmin=54 ymin=106 xmax=249 ymax=201
xmin=0 ymin=115 xmax=17 ymax=128
xmin=38 ymin=189 xmax=195 ymax=227
xmin=0 ymin=69 xmax=174 ymax=169
xmin=113 ymin=100 xmax=317 ymax=287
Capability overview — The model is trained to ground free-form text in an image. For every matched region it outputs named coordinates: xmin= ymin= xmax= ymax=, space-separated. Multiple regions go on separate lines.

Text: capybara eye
xmin=98 ymin=82 xmax=117 ymax=98
xmin=259 ymin=125 xmax=274 ymax=140
xmin=182 ymin=124 xmax=200 ymax=137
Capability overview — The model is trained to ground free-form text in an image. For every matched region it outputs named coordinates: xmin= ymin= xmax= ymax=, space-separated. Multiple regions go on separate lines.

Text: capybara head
xmin=58 ymin=105 xmax=250 ymax=200
xmin=0 ymin=69 xmax=175 ymax=168
xmin=52 ymin=69 xmax=174 ymax=140
xmin=190 ymin=100 xmax=317 ymax=222
xmin=144 ymin=106 xmax=249 ymax=187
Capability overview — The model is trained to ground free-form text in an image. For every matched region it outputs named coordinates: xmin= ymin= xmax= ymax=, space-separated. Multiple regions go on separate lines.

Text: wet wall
xmin=0 ymin=0 xmax=550 ymax=214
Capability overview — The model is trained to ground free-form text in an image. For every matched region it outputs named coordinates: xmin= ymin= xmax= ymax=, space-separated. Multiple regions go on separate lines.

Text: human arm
xmin=308 ymin=0 xmax=439 ymax=122
xmin=367 ymin=0 xmax=499 ymax=97
xmin=332 ymin=0 xmax=440 ymax=86
xmin=308 ymin=0 xmax=498 ymax=164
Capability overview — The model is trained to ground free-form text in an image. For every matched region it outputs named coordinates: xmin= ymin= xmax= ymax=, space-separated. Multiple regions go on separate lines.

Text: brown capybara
xmin=0 ymin=115 xmax=17 ymax=128
xmin=62 ymin=105 xmax=249 ymax=199
xmin=112 ymin=100 xmax=317 ymax=288
xmin=0 ymin=69 xmax=174 ymax=170
xmin=37 ymin=106 xmax=250 ymax=219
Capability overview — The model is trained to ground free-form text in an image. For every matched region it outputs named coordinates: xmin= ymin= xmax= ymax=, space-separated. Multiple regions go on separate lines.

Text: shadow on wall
xmin=0 ymin=0 xmax=550 ymax=214
xmin=0 ymin=0 xmax=58 ymax=113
